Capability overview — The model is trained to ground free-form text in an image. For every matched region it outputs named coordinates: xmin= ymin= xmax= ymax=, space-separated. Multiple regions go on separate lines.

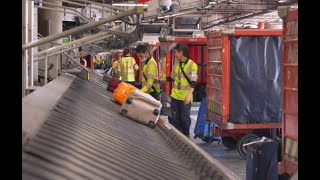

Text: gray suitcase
xmin=120 ymin=89 xmax=162 ymax=128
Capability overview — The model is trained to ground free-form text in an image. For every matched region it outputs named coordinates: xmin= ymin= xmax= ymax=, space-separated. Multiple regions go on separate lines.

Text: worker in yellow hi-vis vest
xmin=166 ymin=44 xmax=198 ymax=138
xmin=135 ymin=44 xmax=161 ymax=100
xmin=112 ymin=53 xmax=120 ymax=78
xmin=118 ymin=48 xmax=139 ymax=84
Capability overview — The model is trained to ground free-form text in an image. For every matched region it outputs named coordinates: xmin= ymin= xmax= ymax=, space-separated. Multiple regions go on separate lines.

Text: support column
xmin=38 ymin=0 xmax=63 ymax=82
xmin=28 ymin=0 xmax=34 ymax=87
xmin=22 ymin=0 xmax=28 ymax=96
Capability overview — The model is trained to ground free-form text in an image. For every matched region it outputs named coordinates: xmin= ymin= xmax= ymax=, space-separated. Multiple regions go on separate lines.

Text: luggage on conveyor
xmin=103 ymin=68 xmax=113 ymax=83
xmin=113 ymin=82 xmax=137 ymax=105
xmin=194 ymin=97 xmax=221 ymax=143
xmin=246 ymin=137 xmax=278 ymax=180
xmin=107 ymin=77 xmax=121 ymax=93
xmin=120 ymin=89 xmax=162 ymax=128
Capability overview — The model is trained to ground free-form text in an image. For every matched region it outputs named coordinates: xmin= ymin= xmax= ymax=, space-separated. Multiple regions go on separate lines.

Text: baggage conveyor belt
xmin=22 ymin=74 xmax=240 ymax=180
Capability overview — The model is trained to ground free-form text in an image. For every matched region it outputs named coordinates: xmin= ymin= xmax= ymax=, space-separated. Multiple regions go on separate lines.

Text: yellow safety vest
xmin=170 ymin=59 xmax=198 ymax=102
xmin=141 ymin=57 xmax=161 ymax=93
xmin=99 ymin=58 xmax=103 ymax=65
xmin=94 ymin=57 xmax=103 ymax=65
xmin=118 ymin=56 xmax=139 ymax=82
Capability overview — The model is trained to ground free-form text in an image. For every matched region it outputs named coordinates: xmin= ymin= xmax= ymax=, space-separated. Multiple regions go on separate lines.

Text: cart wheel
xmin=237 ymin=134 xmax=259 ymax=159
xmin=221 ymin=136 xmax=237 ymax=150
xmin=148 ymin=121 xmax=155 ymax=128
xmin=120 ymin=109 xmax=128 ymax=117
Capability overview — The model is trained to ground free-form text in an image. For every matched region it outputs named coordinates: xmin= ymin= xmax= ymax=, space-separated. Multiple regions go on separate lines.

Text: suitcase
xmin=107 ymin=77 xmax=121 ymax=93
xmin=246 ymin=138 xmax=278 ymax=180
xmin=113 ymin=82 xmax=137 ymax=105
xmin=103 ymin=68 xmax=113 ymax=83
xmin=120 ymin=89 xmax=162 ymax=128
xmin=194 ymin=97 xmax=221 ymax=143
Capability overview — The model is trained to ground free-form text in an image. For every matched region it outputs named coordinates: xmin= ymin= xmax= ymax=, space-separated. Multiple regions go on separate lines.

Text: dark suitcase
xmin=107 ymin=77 xmax=121 ymax=93
xmin=194 ymin=97 xmax=221 ymax=143
xmin=246 ymin=138 xmax=278 ymax=180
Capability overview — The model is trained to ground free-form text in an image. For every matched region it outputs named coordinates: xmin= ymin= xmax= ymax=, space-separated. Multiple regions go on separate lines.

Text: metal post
xmin=44 ymin=53 xmax=48 ymax=85
xmin=28 ymin=0 xmax=34 ymax=87
xmin=22 ymin=0 xmax=28 ymax=96
xmin=23 ymin=8 xmax=137 ymax=50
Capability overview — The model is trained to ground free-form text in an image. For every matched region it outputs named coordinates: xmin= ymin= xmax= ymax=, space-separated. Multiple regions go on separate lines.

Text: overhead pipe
xmin=36 ymin=6 xmax=79 ymax=16
xmin=34 ymin=0 xmax=121 ymax=14
xmin=34 ymin=34 xmax=113 ymax=62
xmin=58 ymin=0 xmax=127 ymax=12
xmin=34 ymin=25 xmax=122 ymax=57
xmin=202 ymin=1 xmax=298 ymax=29
xmin=22 ymin=8 xmax=137 ymax=50
xmin=37 ymin=4 xmax=117 ymax=32
xmin=37 ymin=0 xmax=122 ymax=32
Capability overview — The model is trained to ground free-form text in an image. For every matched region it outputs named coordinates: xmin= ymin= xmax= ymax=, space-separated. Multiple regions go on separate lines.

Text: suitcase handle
xmin=127 ymin=96 xmax=162 ymax=107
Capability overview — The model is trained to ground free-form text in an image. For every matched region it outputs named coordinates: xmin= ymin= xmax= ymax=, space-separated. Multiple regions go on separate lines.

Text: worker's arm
xmin=141 ymin=63 xmax=157 ymax=93
xmin=112 ymin=61 xmax=118 ymax=70
xmin=166 ymin=61 xmax=177 ymax=82
xmin=133 ymin=58 xmax=139 ymax=70
xmin=185 ymin=63 xmax=198 ymax=104
xmin=117 ymin=59 xmax=121 ymax=72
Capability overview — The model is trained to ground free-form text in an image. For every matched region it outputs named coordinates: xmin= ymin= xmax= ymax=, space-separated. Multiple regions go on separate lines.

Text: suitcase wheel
xmin=148 ymin=121 xmax=155 ymax=128
xmin=237 ymin=134 xmax=259 ymax=159
xmin=153 ymin=109 xmax=160 ymax=116
xmin=120 ymin=109 xmax=128 ymax=117
xmin=126 ymin=98 xmax=132 ymax=104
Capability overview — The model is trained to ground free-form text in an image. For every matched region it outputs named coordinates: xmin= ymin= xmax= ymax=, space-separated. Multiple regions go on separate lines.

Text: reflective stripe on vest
xmin=171 ymin=59 xmax=195 ymax=90
xmin=119 ymin=57 xmax=135 ymax=81
xmin=142 ymin=58 xmax=159 ymax=91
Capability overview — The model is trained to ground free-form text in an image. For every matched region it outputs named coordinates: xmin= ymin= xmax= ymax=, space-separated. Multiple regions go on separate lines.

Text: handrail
xmin=34 ymin=34 xmax=113 ymax=62
xmin=22 ymin=8 xmax=137 ymax=50
xmin=62 ymin=52 xmax=91 ymax=72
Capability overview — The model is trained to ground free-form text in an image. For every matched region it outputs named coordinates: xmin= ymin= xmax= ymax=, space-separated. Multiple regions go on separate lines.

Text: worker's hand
xmin=184 ymin=95 xmax=191 ymax=104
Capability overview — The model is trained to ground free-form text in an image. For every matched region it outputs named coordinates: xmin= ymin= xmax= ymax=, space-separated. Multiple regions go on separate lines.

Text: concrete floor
xmin=162 ymin=101 xmax=247 ymax=180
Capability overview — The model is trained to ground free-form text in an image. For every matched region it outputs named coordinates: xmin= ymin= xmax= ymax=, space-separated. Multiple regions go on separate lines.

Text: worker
xmin=135 ymin=44 xmax=161 ymax=100
xmin=112 ymin=53 xmax=120 ymax=77
xmin=99 ymin=56 xmax=104 ymax=69
xmin=166 ymin=44 xmax=198 ymax=138
xmin=94 ymin=55 xmax=100 ymax=69
xmin=118 ymin=48 xmax=139 ymax=84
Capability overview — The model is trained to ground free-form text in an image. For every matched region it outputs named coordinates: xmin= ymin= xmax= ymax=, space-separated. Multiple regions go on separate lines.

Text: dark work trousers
xmin=149 ymin=91 xmax=159 ymax=100
xmin=170 ymin=97 xmax=192 ymax=136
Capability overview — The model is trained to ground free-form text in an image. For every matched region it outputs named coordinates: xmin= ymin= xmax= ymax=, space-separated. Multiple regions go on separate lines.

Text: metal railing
xmin=22 ymin=0 xmax=143 ymax=96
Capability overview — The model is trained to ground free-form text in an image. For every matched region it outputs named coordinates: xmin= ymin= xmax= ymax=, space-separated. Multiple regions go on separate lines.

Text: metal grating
xmin=22 ymin=76 xmax=239 ymax=180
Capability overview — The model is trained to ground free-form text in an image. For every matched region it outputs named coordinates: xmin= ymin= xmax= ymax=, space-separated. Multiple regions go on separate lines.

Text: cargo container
xmin=278 ymin=7 xmax=298 ymax=177
xmin=206 ymin=29 xmax=283 ymax=158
